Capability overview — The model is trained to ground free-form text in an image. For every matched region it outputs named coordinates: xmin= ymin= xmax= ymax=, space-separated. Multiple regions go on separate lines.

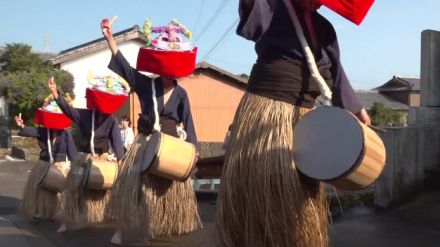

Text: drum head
xmin=140 ymin=131 xmax=161 ymax=172
xmin=293 ymin=106 xmax=364 ymax=181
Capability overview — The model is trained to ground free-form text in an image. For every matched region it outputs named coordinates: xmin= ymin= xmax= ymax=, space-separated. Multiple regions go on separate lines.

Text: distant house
xmin=373 ymin=76 xmax=420 ymax=107
xmin=356 ymin=76 xmax=420 ymax=111
xmin=355 ymin=90 xmax=409 ymax=112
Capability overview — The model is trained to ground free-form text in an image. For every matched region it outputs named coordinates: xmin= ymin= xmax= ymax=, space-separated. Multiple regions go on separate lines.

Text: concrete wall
xmin=421 ymin=30 xmax=440 ymax=106
xmin=11 ymin=135 xmax=39 ymax=161
xmin=375 ymin=126 xmax=440 ymax=208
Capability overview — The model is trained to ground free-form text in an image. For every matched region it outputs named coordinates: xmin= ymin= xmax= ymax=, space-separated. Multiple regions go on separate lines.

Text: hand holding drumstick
xmin=15 ymin=113 xmax=24 ymax=129
xmin=48 ymin=76 xmax=59 ymax=99
xmin=101 ymin=16 xmax=119 ymax=55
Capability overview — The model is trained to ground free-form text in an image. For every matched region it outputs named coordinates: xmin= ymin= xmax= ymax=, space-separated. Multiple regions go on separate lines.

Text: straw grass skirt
xmin=21 ymin=160 xmax=59 ymax=220
xmin=60 ymin=152 xmax=111 ymax=228
xmin=213 ymin=93 xmax=329 ymax=247
xmin=108 ymin=134 xmax=201 ymax=242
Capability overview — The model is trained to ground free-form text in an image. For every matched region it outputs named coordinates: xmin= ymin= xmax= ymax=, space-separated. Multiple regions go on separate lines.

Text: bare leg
xmin=57 ymin=222 xmax=67 ymax=233
xmin=110 ymin=229 xmax=122 ymax=245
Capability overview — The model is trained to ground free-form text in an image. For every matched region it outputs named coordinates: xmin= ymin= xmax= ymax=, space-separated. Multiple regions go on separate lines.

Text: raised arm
xmin=101 ymin=17 xmax=118 ymax=55
xmin=15 ymin=114 xmax=41 ymax=137
xmin=101 ymin=18 xmax=149 ymax=91
xmin=48 ymin=77 xmax=82 ymax=125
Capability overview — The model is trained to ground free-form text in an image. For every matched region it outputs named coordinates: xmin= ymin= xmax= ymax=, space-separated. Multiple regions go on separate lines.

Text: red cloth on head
xmin=86 ymin=88 xmax=128 ymax=114
xmin=136 ymin=47 xmax=197 ymax=78
xmin=318 ymin=0 xmax=375 ymax=25
xmin=34 ymin=109 xmax=72 ymax=129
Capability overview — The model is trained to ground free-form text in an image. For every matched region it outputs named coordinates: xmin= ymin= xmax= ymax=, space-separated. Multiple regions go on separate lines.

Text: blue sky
xmin=1 ymin=0 xmax=439 ymax=89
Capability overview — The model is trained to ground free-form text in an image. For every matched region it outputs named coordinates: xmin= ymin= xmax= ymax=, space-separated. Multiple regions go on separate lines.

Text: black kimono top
xmin=55 ymin=95 xmax=124 ymax=161
xmin=18 ymin=127 xmax=77 ymax=162
xmin=237 ymin=0 xmax=363 ymax=114
xmin=108 ymin=51 xmax=198 ymax=147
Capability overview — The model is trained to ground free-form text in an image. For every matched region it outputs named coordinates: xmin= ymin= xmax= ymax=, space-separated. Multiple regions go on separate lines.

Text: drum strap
xmin=282 ymin=0 xmax=333 ymax=106
xmin=46 ymin=128 xmax=54 ymax=165
xmin=90 ymin=110 xmax=96 ymax=156
xmin=151 ymin=79 xmax=162 ymax=132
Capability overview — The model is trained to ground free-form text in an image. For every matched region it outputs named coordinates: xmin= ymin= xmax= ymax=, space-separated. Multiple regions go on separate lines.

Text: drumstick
xmin=102 ymin=16 xmax=117 ymax=32
xmin=369 ymin=125 xmax=386 ymax=133
xmin=19 ymin=113 xmax=22 ymax=119
xmin=109 ymin=16 xmax=118 ymax=25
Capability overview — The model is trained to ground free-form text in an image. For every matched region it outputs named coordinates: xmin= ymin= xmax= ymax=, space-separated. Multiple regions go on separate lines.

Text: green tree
xmin=0 ymin=43 xmax=44 ymax=73
xmin=238 ymin=73 xmax=249 ymax=79
xmin=368 ymin=102 xmax=405 ymax=126
xmin=0 ymin=43 xmax=74 ymax=127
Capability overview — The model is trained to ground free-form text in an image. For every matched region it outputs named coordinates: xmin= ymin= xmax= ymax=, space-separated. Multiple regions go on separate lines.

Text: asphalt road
xmin=1 ymin=160 xmax=440 ymax=247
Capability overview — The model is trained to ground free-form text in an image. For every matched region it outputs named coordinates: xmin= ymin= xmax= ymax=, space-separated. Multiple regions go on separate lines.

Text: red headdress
xmin=318 ymin=0 xmax=375 ymax=25
xmin=34 ymin=95 xmax=72 ymax=129
xmin=136 ymin=19 xmax=197 ymax=78
xmin=85 ymin=74 xmax=129 ymax=114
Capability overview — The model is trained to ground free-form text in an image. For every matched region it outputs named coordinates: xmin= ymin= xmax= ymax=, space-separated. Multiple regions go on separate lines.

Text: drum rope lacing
xmin=283 ymin=0 xmax=333 ymax=107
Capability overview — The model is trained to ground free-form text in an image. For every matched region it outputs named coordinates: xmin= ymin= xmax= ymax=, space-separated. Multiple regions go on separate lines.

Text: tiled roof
xmin=356 ymin=90 xmax=409 ymax=110
xmin=195 ymin=61 xmax=248 ymax=88
xmin=374 ymin=76 xmax=420 ymax=91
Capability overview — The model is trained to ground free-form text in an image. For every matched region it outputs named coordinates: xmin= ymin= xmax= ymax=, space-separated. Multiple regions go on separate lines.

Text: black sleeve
xmin=55 ymin=94 xmax=82 ymax=125
xmin=17 ymin=127 xmax=43 ymax=138
xmin=236 ymin=0 xmax=278 ymax=41
xmin=108 ymin=50 xmax=152 ymax=93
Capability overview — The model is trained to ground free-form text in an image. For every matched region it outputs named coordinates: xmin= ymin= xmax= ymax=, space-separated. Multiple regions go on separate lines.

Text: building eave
xmin=195 ymin=61 xmax=248 ymax=89
xmin=51 ymin=26 xmax=146 ymax=65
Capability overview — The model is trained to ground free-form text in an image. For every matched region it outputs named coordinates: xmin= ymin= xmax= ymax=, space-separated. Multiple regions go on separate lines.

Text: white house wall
xmin=60 ymin=41 xmax=143 ymax=108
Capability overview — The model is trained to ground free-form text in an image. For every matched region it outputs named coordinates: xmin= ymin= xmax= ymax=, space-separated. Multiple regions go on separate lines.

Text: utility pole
xmin=44 ymin=34 xmax=51 ymax=53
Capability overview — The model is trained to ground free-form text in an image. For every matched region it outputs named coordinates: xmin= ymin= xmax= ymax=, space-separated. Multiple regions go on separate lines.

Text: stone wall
xmin=11 ymin=134 xmax=40 ymax=161
xmin=374 ymin=126 xmax=440 ymax=208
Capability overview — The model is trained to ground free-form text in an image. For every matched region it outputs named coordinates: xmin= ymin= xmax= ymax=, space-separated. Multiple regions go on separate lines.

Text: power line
xmin=202 ymin=17 xmax=239 ymax=61
xmin=193 ymin=0 xmax=207 ymax=36
xmin=194 ymin=0 xmax=230 ymax=43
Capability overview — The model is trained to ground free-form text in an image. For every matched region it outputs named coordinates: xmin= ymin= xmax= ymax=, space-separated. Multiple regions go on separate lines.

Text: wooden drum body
xmin=39 ymin=162 xmax=69 ymax=193
xmin=85 ymin=159 xmax=118 ymax=190
xmin=145 ymin=131 xmax=196 ymax=182
xmin=293 ymin=106 xmax=386 ymax=191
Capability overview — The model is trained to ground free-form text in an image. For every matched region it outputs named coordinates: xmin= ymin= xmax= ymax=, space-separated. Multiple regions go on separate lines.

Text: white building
xmin=51 ymin=26 xmax=146 ymax=109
